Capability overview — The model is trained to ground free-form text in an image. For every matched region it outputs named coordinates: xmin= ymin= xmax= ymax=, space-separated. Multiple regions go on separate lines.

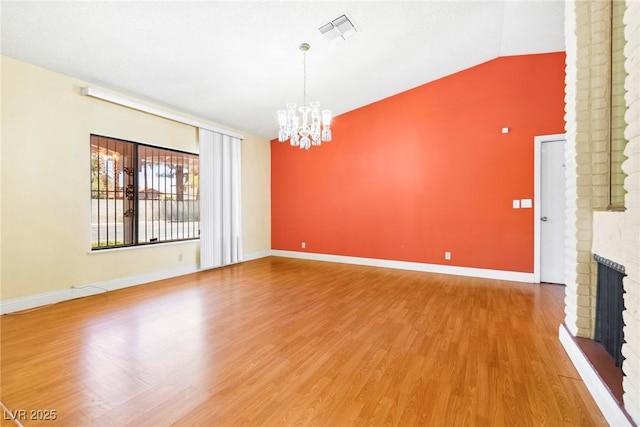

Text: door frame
xmin=533 ymin=133 xmax=566 ymax=283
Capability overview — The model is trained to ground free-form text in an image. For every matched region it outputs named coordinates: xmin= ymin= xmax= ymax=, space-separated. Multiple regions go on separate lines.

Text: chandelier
xmin=277 ymin=43 xmax=332 ymax=150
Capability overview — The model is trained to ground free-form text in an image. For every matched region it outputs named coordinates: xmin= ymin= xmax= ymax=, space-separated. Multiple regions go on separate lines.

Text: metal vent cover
xmin=319 ymin=14 xmax=357 ymax=41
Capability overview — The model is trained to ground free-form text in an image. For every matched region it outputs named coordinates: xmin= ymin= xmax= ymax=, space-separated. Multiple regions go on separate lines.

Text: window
xmin=91 ymin=135 xmax=199 ymax=249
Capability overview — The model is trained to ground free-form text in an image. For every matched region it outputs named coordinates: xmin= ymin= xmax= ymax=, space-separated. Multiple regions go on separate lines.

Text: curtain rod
xmin=81 ymin=86 xmax=244 ymax=140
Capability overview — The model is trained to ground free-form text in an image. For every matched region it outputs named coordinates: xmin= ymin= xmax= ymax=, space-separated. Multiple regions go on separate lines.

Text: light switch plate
xmin=521 ymin=199 xmax=532 ymax=208
xmin=513 ymin=199 xmax=520 ymax=209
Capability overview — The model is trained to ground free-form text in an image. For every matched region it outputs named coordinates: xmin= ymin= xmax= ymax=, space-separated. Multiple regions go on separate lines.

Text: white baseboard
xmin=558 ymin=324 xmax=632 ymax=427
xmin=0 ymin=264 xmax=200 ymax=315
xmin=0 ymin=250 xmax=274 ymax=315
xmin=270 ymin=250 xmax=534 ymax=283
xmin=242 ymin=250 xmax=272 ymax=262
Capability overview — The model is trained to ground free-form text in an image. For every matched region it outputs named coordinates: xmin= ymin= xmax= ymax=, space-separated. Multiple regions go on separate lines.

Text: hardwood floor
xmin=1 ymin=257 xmax=606 ymax=426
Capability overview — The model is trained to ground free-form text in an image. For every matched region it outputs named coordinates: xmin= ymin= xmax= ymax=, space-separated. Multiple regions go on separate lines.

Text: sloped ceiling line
xmin=0 ymin=1 xmax=565 ymax=139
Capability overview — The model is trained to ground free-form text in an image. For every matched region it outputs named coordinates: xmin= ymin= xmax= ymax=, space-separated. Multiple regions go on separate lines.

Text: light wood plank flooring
xmin=1 ymin=257 xmax=606 ymax=426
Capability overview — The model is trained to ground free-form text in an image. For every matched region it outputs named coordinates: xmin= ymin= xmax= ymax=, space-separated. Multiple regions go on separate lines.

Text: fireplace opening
xmin=594 ymin=254 xmax=626 ymax=368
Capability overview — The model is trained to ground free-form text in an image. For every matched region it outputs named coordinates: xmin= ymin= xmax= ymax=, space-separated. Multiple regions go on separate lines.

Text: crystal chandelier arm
xmin=321 ymin=110 xmax=332 ymax=142
xmin=277 ymin=109 xmax=287 ymax=142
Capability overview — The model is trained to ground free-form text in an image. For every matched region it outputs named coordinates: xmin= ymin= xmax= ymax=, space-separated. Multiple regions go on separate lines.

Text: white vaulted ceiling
xmin=1 ymin=1 xmax=565 ymax=139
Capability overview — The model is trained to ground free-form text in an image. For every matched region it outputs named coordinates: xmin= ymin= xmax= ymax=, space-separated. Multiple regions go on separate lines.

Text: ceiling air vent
xmin=319 ymin=14 xmax=357 ymax=42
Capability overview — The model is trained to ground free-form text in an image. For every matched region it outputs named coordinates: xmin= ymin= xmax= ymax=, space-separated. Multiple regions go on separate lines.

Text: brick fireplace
xmin=563 ymin=0 xmax=640 ymax=424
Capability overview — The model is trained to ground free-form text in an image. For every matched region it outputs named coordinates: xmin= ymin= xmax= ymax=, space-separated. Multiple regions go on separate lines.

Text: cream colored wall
xmin=1 ymin=56 xmax=271 ymax=301
xmin=242 ymin=135 xmax=271 ymax=255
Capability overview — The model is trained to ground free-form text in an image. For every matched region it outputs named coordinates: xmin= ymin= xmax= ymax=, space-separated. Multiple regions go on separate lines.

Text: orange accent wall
xmin=271 ymin=53 xmax=566 ymax=273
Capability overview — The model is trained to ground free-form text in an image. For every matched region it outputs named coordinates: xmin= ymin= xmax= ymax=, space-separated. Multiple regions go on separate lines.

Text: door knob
xmin=541 ymin=216 xmax=548 ymax=222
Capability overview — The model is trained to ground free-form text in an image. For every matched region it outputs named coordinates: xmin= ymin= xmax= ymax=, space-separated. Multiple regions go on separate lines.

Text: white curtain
xmin=199 ymin=128 xmax=243 ymax=269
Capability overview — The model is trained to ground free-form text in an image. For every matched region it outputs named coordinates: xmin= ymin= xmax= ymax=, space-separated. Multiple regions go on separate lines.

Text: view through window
xmin=91 ymin=135 xmax=199 ymax=249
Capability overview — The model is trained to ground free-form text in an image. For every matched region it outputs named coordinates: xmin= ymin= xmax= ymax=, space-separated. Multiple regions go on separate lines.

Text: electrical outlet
xmin=301 ymin=242 xmax=306 ymax=249
xmin=445 ymin=251 xmax=451 ymax=260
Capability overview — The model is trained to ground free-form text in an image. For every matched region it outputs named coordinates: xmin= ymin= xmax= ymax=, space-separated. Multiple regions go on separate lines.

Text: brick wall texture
xmin=621 ymin=0 xmax=639 ymax=420
xmin=564 ymin=0 xmax=640 ymax=422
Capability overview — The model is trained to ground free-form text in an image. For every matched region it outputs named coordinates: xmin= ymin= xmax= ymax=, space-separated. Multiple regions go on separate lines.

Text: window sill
xmin=88 ymin=239 xmax=199 ymax=254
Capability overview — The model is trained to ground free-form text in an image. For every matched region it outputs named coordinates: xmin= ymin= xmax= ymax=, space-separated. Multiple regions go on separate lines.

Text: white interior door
xmin=540 ymin=138 xmax=566 ymax=284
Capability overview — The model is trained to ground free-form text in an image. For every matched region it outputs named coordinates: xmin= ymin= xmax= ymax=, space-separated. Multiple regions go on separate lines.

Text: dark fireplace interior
xmin=594 ymin=254 xmax=626 ymax=368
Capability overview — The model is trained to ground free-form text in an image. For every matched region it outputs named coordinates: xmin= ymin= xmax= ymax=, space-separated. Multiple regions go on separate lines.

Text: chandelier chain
xmin=303 ymin=48 xmax=307 ymax=107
